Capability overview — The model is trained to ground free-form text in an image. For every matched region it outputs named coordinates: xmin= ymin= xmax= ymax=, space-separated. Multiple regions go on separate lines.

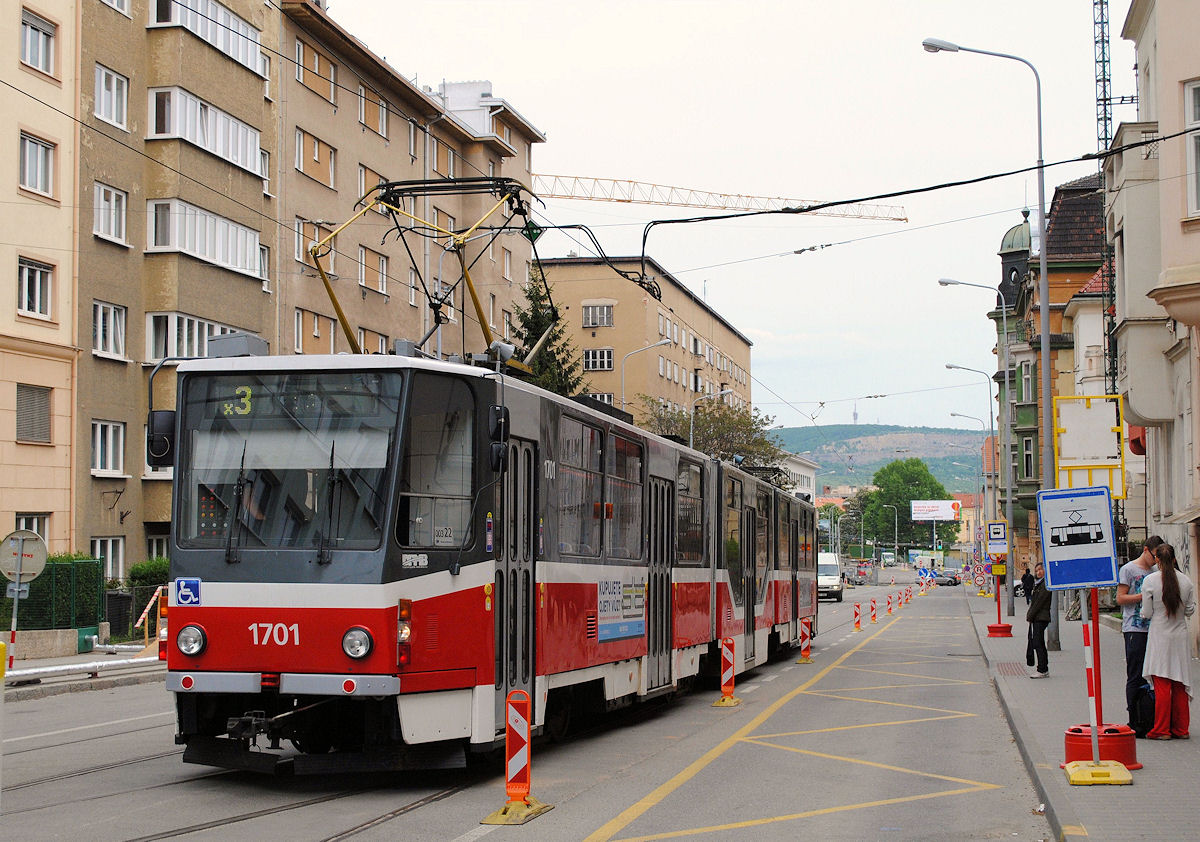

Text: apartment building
xmin=537 ymin=256 xmax=752 ymax=423
xmin=1109 ymin=0 xmax=1200 ymax=579
xmin=278 ymin=2 xmax=544 ymax=364
xmin=4 ymin=1 xmax=79 ymax=554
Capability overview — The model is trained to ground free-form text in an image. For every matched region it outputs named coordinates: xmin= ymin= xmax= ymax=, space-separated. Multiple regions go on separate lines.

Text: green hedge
xmin=0 ymin=553 xmax=104 ymax=630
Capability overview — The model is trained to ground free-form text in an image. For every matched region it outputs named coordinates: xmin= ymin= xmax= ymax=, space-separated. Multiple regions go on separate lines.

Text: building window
xmin=488 ymin=293 xmax=497 ymax=326
xmin=94 ymin=183 xmax=127 ymax=243
xmin=152 ymin=0 xmax=261 ymax=72
xmin=295 ymin=218 xmax=334 ymax=271
xmin=294 ymin=128 xmax=336 ymax=188
xmin=357 ymin=327 xmax=388 ymax=354
xmin=147 ymin=535 xmax=169 ymax=560
xmin=502 ymin=248 xmax=512 ymax=280
xmin=146 ymin=312 xmax=237 ymax=360
xmin=148 ymin=198 xmax=261 ymax=276
xmin=658 ymin=355 xmax=665 ymax=377
xmin=295 ymin=37 xmax=337 ymax=103
xmin=503 ymin=309 xmax=512 ymax=340
xmin=259 ymin=51 xmax=270 ymax=98
xmin=409 ymin=267 xmax=418 ymax=305
xmin=20 ymin=9 xmax=55 ymax=75
xmin=582 ymin=304 xmax=613 ymax=328
xmin=1187 ymin=81 xmax=1200 ymax=217
xmin=93 ymin=301 xmax=127 ymax=357
xmin=583 ymin=349 xmax=614 ymax=371
xmin=258 ymin=245 xmax=270 ymax=288
xmin=94 ymin=64 xmax=128 ymax=129
xmin=16 ymin=384 xmax=51 ymax=443
xmin=149 ymin=87 xmax=262 ymax=174
xmin=19 ymin=132 xmax=54 ymax=196
xmin=358 ymin=164 xmax=388 ymax=212
xmin=16 ymin=513 xmax=48 ymax=538
xmin=358 ymin=245 xmax=387 ymax=294
xmin=91 ymin=420 xmax=125 ymax=475
xmin=1021 ymin=361 xmax=1033 ymax=402
xmin=356 ymin=86 xmax=387 ymax=137
xmin=586 ymin=393 xmax=614 ymax=405
xmin=91 ymin=536 xmax=125 ymax=580
xmin=294 ymin=308 xmax=337 ymax=354
xmin=1023 ymin=436 xmax=1034 ymax=479
xmin=17 ymin=257 xmax=53 ymax=318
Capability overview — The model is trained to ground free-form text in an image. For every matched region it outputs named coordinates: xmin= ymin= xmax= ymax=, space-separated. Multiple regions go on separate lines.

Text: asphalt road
xmin=1 ymin=584 xmax=1051 ymax=841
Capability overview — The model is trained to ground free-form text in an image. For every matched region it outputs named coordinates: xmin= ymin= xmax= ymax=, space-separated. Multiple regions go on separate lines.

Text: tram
xmin=151 ymin=345 xmax=817 ymax=773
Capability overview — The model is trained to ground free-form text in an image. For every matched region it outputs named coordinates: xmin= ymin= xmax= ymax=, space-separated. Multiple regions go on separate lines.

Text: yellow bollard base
xmin=1063 ymin=760 xmax=1133 ymax=786
xmin=481 ymin=795 xmax=555 ymax=825
xmin=712 ymin=695 xmax=742 ymax=707
xmin=795 ymin=655 xmax=813 ymax=664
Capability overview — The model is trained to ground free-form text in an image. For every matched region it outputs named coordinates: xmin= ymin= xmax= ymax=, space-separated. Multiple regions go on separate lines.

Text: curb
xmin=969 ymin=608 xmax=1084 ymax=842
xmin=4 ymin=666 xmax=165 ymax=703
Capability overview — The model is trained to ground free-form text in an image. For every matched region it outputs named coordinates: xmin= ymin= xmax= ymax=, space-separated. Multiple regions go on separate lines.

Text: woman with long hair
xmin=1140 ymin=543 xmax=1197 ymax=739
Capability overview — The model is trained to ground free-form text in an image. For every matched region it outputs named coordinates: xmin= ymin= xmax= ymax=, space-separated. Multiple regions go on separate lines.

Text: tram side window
xmin=397 ymin=374 xmax=474 ymax=549
xmin=755 ymin=488 xmax=770 ymax=598
xmin=558 ymin=417 xmax=601 ymax=556
xmin=777 ymin=498 xmax=792 ymax=572
xmin=676 ymin=462 xmax=704 ymax=565
xmin=607 ymin=434 xmax=643 ymax=560
xmin=724 ymin=478 xmax=743 ymax=605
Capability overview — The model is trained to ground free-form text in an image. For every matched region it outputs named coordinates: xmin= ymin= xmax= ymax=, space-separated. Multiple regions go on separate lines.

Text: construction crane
xmin=531 ymin=174 xmax=907 ymax=222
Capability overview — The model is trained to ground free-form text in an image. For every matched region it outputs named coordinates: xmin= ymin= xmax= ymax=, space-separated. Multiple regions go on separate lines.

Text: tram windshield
xmin=176 ymin=370 xmax=403 ymax=552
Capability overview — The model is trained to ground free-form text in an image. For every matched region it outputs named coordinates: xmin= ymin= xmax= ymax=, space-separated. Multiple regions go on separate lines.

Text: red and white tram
xmin=152 ymin=346 xmax=817 ymax=773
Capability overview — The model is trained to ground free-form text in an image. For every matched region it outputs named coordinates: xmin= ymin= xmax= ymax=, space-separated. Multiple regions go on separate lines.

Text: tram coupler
xmin=227 ymin=710 xmax=270 ymax=742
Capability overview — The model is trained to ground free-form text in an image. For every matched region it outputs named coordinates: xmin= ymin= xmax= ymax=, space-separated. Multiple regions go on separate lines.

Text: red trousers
xmin=1147 ymin=675 xmax=1190 ymax=739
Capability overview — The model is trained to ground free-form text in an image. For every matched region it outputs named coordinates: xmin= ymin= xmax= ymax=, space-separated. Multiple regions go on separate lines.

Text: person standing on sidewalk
xmin=1021 ymin=565 xmax=1035 ymax=605
xmin=1118 ymin=536 xmax=1163 ymax=724
xmin=1141 ymin=543 xmax=1196 ymax=739
xmin=1026 ymin=561 xmax=1051 ymax=678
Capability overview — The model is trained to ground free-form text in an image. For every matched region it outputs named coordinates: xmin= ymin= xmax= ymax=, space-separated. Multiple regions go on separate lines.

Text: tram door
xmin=741 ymin=505 xmax=757 ymax=661
xmin=495 ymin=437 xmax=537 ymax=735
xmin=646 ymin=477 xmax=674 ymax=690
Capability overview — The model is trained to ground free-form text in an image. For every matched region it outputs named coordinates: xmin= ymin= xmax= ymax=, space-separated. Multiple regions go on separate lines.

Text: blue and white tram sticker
xmin=597 ymin=578 xmax=646 ymax=641
xmin=175 ymin=578 xmax=201 ymax=606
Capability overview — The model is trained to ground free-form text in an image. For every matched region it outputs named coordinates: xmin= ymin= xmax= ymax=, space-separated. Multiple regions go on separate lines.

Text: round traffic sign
xmin=973 ymin=573 xmax=987 ymax=587
xmin=2 ymin=530 xmax=48 ymax=583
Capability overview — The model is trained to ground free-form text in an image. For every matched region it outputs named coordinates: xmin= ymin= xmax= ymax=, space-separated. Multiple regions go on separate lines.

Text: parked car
xmin=817 ymin=552 xmax=844 ymax=602
xmin=934 ymin=569 xmax=962 ymax=586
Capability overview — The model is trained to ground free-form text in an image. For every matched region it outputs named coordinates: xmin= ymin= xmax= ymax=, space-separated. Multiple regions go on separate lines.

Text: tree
xmin=637 ymin=396 xmax=785 ymax=467
xmin=510 ymin=269 xmax=587 ymax=397
xmin=860 ymin=458 xmax=959 ymax=553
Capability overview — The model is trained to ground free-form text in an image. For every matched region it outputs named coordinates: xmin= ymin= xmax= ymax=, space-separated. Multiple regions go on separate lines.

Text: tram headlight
xmin=342 ymin=627 xmax=374 ymax=659
xmin=176 ymin=624 xmax=207 ymax=656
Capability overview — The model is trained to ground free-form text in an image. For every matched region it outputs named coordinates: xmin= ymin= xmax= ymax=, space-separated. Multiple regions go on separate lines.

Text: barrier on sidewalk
xmin=713 ymin=637 xmax=740 ymax=707
xmin=796 ymin=618 xmax=813 ymax=664
xmin=482 ymin=689 xmax=554 ymax=824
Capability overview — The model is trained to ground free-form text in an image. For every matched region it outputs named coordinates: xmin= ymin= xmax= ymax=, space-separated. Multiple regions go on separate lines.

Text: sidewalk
xmin=971 ymin=593 xmax=1200 ymax=841
xmin=3 ymin=643 xmax=164 ymax=703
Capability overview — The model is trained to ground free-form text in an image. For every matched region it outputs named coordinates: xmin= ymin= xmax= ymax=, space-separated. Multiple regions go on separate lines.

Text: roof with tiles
xmin=1076 ymin=261 xmax=1110 ymax=295
xmin=1045 ymin=173 xmax=1105 ymax=262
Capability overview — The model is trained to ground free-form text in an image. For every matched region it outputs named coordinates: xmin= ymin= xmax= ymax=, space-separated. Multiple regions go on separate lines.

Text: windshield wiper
xmin=224 ymin=442 xmax=247 ymax=565
xmin=315 ymin=444 xmax=337 ymax=566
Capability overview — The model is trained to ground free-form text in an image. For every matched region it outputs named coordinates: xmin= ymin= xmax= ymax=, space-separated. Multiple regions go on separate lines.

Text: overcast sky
xmin=327 ymin=1 xmax=1136 ymax=431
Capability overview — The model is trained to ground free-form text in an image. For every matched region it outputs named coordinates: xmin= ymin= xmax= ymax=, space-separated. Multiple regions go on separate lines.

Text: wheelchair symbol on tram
xmin=175 ymin=578 xmax=201 ymax=605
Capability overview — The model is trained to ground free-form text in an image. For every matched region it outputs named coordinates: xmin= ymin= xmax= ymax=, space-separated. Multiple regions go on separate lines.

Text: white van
xmin=817 ymin=552 xmax=844 ymax=602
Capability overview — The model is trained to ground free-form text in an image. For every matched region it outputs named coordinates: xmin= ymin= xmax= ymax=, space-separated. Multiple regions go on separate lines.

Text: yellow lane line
xmin=753 ymin=712 xmax=972 ymax=739
xmin=739 ymin=743 xmax=1003 ymax=788
xmin=811 ymin=680 xmax=980 ymax=692
xmin=836 ymin=665 xmax=979 ymax=683
xmin=583 ymin=617 xmax=902 ymax=842
xmin=613 ymin=786 xmax=997 ymax=841
xmin=800 ymin=691 xmax=976 ymax=716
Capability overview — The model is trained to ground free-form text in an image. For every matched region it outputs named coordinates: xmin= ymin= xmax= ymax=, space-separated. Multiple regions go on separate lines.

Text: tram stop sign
xmin=1035 ymin=486 xmax=1118 ymax=590
xmin=2 ymin=529 xmax=48 ymax=584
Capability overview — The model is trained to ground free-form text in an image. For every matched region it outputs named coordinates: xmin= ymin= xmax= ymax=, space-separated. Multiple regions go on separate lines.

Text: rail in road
xmin=1 ymin=585 xmax=1050 ymax=840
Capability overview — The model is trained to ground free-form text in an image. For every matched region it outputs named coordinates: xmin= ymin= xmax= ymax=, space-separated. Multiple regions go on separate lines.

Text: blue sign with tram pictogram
xmin=1035 ymin=486 xmax=1118 ymax=590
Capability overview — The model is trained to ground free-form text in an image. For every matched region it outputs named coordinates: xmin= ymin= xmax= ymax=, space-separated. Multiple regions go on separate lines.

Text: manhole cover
xmin=997 ymin=661 xmax=1026 ymax=676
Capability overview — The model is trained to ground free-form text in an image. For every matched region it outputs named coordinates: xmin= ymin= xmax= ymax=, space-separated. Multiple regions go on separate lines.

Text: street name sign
xmin=1035 ymin=486 xmax=1118 ymax=590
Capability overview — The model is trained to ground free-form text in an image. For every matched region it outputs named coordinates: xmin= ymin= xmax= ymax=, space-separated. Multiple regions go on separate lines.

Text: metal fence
xmin=107 ymin=585 xmax=165 ymax=642
xmin=0 ymin=559 xmax=105 ymax=630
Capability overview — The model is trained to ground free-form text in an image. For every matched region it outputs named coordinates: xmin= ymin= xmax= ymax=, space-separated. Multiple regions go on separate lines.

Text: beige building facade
xmin=4 ymin=0 xmax=80 ymax=554
xmin=537 ymin=256 xmax=752 ymax=423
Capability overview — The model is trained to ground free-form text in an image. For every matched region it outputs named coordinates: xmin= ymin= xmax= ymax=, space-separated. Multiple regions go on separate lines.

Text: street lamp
xmin=689 ymin=388 xmax=735 ymax=449
xmin=620 ymin=338 xmax=671 ymax=410
xmin=939 ymin=277 xmax=1016 ymax=616
xmin=924 ymin=38 xmax=1052 ymax=642
xmin=946 ymin=365 xmax=996 ymax=521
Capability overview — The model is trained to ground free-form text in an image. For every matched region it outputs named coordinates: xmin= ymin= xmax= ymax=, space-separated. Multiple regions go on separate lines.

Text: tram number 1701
xmin=249 ymin=622 xmax=300 ymax=646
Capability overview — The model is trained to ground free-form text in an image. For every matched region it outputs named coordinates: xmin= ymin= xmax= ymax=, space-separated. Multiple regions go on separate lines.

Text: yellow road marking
xmin=836 ymin=665 xmax=979 ymax=684
xmin=613 ymin=786 xmax=997 ymax=841
xmin=754 ymin=712 xmax=972 ymax=739
xmin=583 ymin=617 xmax=901 ymax=842
xmin=812 ymin=680 xmax=979 ymax=691
xmin=801 ymin=691 xmax=976 ymax=716
xmin=1061 ymin=825 xmax=1090 ymax=837
xmin=739 ymin=743 xmax=1002 ymax=788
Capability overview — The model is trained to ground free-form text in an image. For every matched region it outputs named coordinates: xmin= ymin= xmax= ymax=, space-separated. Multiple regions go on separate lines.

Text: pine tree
xmin=510 ymin=269 xmax=587 ymax=397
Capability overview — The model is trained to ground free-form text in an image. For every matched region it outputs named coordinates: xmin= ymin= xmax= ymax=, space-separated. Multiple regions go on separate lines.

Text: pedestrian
xmin=1141 ymin=543 xmax=1196 ymax=739
xmin=1026 ymin=561 xmax=1051 ymax=678
xmin=1117 ymin=535 xmax=1163 ymax=730
xmin=1021 ymin=564 xmax=1035 ymax=605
